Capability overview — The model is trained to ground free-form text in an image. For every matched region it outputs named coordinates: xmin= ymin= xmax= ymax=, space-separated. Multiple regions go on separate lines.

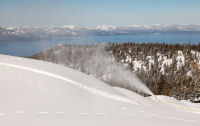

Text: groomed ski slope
xmin=0 ymin=54 xmax=200 ymax=126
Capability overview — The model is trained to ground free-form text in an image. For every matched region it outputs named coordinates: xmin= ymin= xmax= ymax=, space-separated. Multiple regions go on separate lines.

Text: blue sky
xmin=0 ymin=0 xmax=200 ymax=27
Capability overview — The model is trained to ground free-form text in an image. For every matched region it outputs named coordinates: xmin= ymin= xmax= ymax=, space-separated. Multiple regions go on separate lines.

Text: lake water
xmin=0 ymin=34 xmax=200 ymax=57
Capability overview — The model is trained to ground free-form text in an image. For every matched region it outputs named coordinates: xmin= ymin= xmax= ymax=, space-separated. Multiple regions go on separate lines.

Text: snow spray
xmin=77 ymin=44 xmax=154 ymax=96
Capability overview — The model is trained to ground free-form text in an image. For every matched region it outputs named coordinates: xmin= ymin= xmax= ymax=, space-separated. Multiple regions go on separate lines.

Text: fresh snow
xmin=122 ymin=50 xmax=199 ymax=75
xmin=176 ymin=51 xmax=185 ymax=69
xmin=0 ymin=54 xmax=200 ymax=126
xmin=191 ymin=50 xmax=200 ymax=64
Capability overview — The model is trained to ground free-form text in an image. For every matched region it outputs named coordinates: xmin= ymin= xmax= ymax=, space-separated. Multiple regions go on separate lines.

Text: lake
xmin=0 ymin=34 xmax=200 ymax=57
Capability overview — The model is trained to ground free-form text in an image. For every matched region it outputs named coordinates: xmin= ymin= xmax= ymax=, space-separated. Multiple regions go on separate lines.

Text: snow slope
xmin=0 ymin=54 xmax=200 ymax=126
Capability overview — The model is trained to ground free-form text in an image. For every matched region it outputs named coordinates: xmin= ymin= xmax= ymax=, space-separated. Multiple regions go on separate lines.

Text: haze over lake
xmin=0 ymin=34 xmax=200 ymax=57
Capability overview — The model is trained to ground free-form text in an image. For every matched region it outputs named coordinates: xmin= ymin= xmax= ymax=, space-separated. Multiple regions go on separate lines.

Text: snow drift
xmin=0 ymin=54 xmax=200 ymax=126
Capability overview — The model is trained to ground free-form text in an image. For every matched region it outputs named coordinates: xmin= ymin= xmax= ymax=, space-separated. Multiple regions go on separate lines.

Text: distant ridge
xmin=1 ymin=24 xmax=200 ymax=42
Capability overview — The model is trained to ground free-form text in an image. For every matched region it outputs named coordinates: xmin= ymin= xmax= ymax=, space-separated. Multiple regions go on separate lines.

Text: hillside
xmin=106 ymin=43 xmax=200 ymax=102
xmin=30 ymin=43 xmax=200 ymax=102
xmin=0 ymin=54 xmax=200 ymax=126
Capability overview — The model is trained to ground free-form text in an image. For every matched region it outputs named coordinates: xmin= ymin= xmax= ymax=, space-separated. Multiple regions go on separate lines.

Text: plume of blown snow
xmin=83 ymin=45 xmax=153 ymax=95
xmin=39 ymin=43 xmax=153 ymax=96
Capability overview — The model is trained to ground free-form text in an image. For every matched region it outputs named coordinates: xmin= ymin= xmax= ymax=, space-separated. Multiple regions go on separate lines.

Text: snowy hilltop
xmin=0 ymin=54 xmax=200 ymax=126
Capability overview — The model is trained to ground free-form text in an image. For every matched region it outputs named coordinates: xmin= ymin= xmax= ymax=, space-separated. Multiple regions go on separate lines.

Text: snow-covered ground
xmin=0 ymin=54 xmax=200 ymax=126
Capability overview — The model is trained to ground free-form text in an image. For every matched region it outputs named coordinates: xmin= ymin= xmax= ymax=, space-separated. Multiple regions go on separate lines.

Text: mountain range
xmin=1 ymin=24 xmax=200 ymax=42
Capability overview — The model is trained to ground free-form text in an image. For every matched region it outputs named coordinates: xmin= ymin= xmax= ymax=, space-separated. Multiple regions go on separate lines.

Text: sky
xmin=0 ymin=0 xmax=200 ymax=27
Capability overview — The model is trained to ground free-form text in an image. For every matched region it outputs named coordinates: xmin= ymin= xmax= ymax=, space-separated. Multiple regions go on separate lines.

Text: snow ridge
xmin=0 ymin=62 xmax=137 ymax=105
